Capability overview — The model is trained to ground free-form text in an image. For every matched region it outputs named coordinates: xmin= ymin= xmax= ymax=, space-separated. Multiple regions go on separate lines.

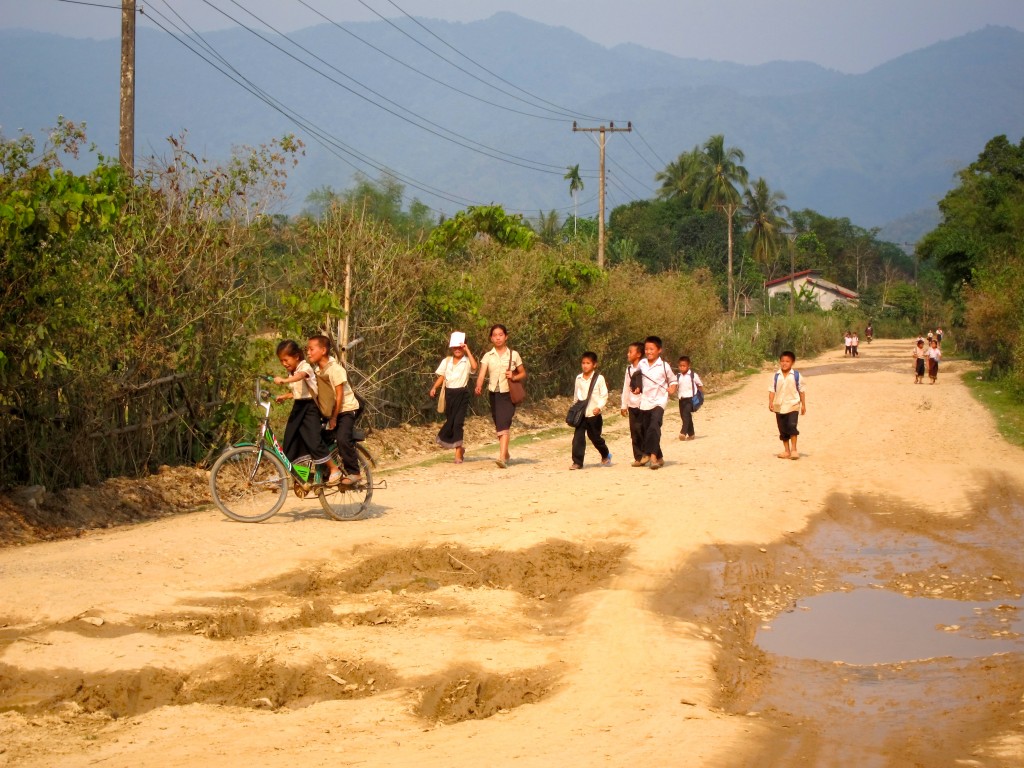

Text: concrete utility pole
xmin=119 ymin=0 xmax=136 ymax=175
xmin=572 ymin=121 xmax=631 ymax=269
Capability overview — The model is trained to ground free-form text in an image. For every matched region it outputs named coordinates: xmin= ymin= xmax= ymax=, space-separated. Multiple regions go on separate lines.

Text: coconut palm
xmin=742 ymin=177 xmax=790 ymax=279
xmin=691 ymin=135 xmax=749 ymax=315
xmin=654 ymin=147 xmax=701 ymax=203
xmin=564 ymin=164 xmax=584 ymax=235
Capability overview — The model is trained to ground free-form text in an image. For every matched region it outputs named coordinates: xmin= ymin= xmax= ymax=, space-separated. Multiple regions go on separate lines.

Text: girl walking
xmin=474 ymin=324 xmax=526 ymax=469
xmin=430 ymin=332 xmax=478 ymax=463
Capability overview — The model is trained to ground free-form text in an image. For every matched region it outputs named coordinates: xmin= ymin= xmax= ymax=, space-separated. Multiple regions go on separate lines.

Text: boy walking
xmin=676 ymin=356 xmax=704 ymax=441
xmin=619 ymin=341 xmax=645 ymax=466
xmin=307 ymin=335 xmax=363 ymax=485
xmin=569 ymin=352 xmax=611 ymax=469
xmin=768 ymin=350 xmax=806 ymax=460
xmin=638 ymin=336 xmax=677 ymax=469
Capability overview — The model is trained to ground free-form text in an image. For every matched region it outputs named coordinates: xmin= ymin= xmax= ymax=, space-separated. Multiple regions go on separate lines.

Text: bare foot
xmin=777 ymin=452 xmax=791 ymax=459
xmin=790 ymin=453 xmax=800 ymax=460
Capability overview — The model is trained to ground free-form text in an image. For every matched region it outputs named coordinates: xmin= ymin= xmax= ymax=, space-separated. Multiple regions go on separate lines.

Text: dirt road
xmin=2 ymin=338 xmax=1023 ymax=767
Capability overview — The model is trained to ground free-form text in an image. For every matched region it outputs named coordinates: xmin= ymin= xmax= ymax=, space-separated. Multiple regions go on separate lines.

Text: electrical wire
xmin=632 ymin=125 xmax=668 ymax=168
xmin=622 ymin=132 xmax=661 ymax=175
xmin=195 ymin=0 xmax=576 ymax=176
xmin=54 ymin=0 xmax=121 ymax=8
xmin=351 ymin=0 xmax=609 ymax=122
xmin=294 ymin=0 xmax=570 ymax=123
xmin=146 ymin=2 xmax=479 ymax=210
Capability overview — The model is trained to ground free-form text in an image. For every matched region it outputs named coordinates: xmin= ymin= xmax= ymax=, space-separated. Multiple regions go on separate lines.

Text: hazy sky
xmin=3 ymin=0 xmax=1024 ymax=73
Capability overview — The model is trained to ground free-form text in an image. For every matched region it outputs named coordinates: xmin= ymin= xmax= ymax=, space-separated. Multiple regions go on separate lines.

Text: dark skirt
xmin=283 ymin=398 xmax=331 ymax=463
xmin=489 ymin=391 xmax=515 ymax=435
xmin=928 ymin=358 xmax=939 ymax=379
xmin=915 ymin=358 xmax=926 ymax=376
xmin=437 ymin=386 xmax=470 ymax=448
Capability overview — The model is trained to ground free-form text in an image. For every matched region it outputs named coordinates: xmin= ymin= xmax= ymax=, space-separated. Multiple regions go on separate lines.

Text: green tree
xmin=564 ymin=164 xmax=584 ymax=235
xmin=654 ymin=147 xmax=701 ymax=205
xmin=691 ymin=135 xmax=749 ymax=315
xmin=742 ymin=177 xmax=790 ymax=281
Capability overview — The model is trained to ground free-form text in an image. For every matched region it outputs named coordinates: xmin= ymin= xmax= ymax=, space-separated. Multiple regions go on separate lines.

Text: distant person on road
xmin=430 ymin=332 xmax=477 ymax=464
xmin=768 ymin=350 xmax=806 ymax=460
xmin=851 ymin=332 xmax=860 ymax=357
xmin=927 ymin=338 xmax=942 ymax=384
xmin=912 ymin=339 xmax=928 ymax=384
xmin=676 ymin=355 xmax=704 ymax=442
xmin=620 ymin=341 xmax=646 ymax=466
xmin=569 ymin=352 xmax=611 ymax=470
xmin=936 ymin=327 xmax=944 ymax=344
xmin=865 ymin=323 xmax=874 ymax=343
xmin=844 ymin=331 xmax=852 ymax=357
xmin=474 ymin=324 xmax=526 ymax=469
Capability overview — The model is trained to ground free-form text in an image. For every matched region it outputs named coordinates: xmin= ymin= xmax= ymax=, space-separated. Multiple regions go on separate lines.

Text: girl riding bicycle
xmin=273 ymin=340 xmax=343 ymax=485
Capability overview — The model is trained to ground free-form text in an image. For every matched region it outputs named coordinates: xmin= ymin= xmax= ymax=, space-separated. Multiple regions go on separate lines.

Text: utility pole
xmin=119 ymin=0 xmax=136 ymax=176
xmin=572 ymin=121 xmax=631 ymax=269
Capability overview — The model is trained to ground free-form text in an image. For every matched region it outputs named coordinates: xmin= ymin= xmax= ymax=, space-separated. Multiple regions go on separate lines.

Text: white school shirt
xmin=638 ymin=357 xmax=674 ymax=411
xmin=435 ymin=355 xmax=473 ymax=388
xmin=574 ymin=372 xmax=608 ymax=416
xmin=770 ymin=369 xmax=805 ymax=414
xmin=676 ymin=370 xmax=704 ymax=398
xmin=927 ymin=347 xmax=942 ymax=362
xmin=288 ymin=360 xmax=318 ymax=400
xmin=621 ymin=363 xmax=642 ymax=410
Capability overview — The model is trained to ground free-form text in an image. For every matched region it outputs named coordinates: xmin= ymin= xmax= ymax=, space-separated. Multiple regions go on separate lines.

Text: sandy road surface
xmin=2 ymin=338 xmax=1023 ymax=767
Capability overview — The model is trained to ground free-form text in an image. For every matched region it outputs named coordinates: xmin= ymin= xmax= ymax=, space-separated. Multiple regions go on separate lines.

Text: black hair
xmin=678 ymin=355 xmax=690 ymax=364
xmin=276 ymin=339 xmax=303 ymax=358
xmin=644 ymin=335 xmax=663 ymax=350
xmin=489 ymin=324 xmax=508 ymax=338
xmin=780 ymin=350 xmax=796 ymax=362
xmin=307 ymin=334 xmax=333 ymax=354
xmin=582 ymin=351 xmax=598 ymax=364
xmin=628 ymin=341 xmax=644 ymax=355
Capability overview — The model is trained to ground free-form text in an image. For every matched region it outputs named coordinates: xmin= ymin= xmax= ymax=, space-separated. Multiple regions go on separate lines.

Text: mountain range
xmin=2 ymin=14 xmax=1023 ymax=236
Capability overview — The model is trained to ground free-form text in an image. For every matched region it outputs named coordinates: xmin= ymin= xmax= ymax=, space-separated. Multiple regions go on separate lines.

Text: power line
xmin=632 ymin=125 xmax=668 ymax=168
xmin=146 ymin=3 xmax=478 ymax=210
xmin=55 ymin=0 xmax=121 ymax=8
xmin=380 ymin=0 xmax=611 ymax=123
xmin=351 ymin=0 xmax=605 ymax=122
xmin=294 ymin=0 xmax=569 ymax=123
xmin=197 ymin=0 xmax=575 ymax=176
xmin=622 ymin=132 xmax=661 ymax=175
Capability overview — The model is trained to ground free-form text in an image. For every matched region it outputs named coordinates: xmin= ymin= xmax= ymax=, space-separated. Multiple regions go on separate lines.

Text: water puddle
xmin=654 ymin=477 xmax=1024 ymax=767
xmin=758 ymin=588 xmax=1024 ymax=664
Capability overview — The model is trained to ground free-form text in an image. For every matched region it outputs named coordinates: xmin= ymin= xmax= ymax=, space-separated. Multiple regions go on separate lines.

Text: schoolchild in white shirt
xmin=430 ymin=332 xmax=478 ymax=463
xmin=638 ymin=336 xmax=677 ymax=469
xmin=570 ymin=352 xmax=612 ymax=469
xmin=676 ymin=355 xmax=704 ymax=441
xmin=619 ymin=341 xmax=645 ymax=466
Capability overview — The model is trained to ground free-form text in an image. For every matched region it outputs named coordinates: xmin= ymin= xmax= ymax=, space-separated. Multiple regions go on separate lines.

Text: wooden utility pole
xmin=119 ymin=0 xmax=136 ymax=175
xmin=572 ymin=121 xmax=631 ymax=269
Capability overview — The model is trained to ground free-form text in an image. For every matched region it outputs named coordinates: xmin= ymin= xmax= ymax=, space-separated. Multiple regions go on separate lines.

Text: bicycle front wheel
xmin=318 ymin=445 xmax=374 ymax=521
xmin=210 ymin=445 xmax=288 ymax=523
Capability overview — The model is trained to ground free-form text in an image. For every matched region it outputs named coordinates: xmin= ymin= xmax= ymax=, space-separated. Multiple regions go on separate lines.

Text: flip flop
xmin=495 ymin=458 xmax=507 ymax=469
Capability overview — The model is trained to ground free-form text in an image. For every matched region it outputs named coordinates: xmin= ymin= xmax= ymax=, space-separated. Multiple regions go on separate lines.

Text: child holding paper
xmin=430 ymin=331 xmax=477 ymax=463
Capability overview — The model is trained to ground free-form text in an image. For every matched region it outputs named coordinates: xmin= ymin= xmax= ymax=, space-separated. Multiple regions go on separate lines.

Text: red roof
xmin=764 ymin=270 xmax=816 ymax=288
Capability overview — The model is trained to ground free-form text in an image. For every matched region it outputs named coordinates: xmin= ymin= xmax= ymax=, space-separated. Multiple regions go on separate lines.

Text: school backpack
xmin=689 ymin=370 xmax=704 ymax=412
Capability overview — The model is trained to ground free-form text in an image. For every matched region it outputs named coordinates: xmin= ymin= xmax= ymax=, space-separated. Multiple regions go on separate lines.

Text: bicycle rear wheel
xmin=318 ymin=445 xmax=374 ymax=521
xmin=210 ymin=445 xmax=288 ymax=523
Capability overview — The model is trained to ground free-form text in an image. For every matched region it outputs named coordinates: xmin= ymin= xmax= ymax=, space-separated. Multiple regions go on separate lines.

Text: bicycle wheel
xmin=210 ymin=445 xmax=288 ymax=523
xmin=318 ymin=445 xmax=374 ymax=521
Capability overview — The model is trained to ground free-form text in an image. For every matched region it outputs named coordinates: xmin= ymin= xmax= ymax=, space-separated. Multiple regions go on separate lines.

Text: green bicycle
xmin=209 ymin=377 xmax=377 ymax=523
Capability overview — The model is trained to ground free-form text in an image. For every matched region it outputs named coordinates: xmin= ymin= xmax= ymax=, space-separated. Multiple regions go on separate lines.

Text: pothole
xmin=0 ymin=656 xmax=394 ymax=718
xmin=416 ymin=665 xmax=559 ymax=723
xmin=654 ymin=478 xmax=1024 ymax=767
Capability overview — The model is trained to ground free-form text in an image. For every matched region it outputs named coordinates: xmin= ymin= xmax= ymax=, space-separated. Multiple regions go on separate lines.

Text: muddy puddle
xmin=655 ymin=476 xmax=1024 ymax=767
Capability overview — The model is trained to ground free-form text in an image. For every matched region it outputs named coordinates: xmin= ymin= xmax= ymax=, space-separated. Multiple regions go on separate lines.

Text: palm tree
xmin=742 ymin=178 xmax=790 ymax=278
xmin=691 ymin=135 xmax=749 ymax=316
xmin=655 ymin=147 xmax=701 ymax=203
xmin=564 ymin=164 xmax=584 ymax=235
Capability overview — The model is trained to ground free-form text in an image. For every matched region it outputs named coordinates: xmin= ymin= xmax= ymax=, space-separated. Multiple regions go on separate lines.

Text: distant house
xmin=764 ymin=270 xmax=859 ymax=310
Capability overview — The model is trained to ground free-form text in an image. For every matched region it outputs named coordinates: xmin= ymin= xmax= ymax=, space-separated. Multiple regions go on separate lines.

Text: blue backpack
xmin=773 ymin=370 xmax=801 ymax=392
xmin=688 ymin=370 xmax=704 ymax=411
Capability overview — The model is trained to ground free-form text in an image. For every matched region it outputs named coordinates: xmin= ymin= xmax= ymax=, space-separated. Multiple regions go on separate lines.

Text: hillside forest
xmin=1 ymin=121 xmax=1020 ymax=491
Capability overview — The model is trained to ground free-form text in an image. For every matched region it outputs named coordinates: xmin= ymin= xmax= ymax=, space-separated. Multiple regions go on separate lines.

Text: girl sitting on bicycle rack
xmin=273 ymin=340 xmax=343 ymax=486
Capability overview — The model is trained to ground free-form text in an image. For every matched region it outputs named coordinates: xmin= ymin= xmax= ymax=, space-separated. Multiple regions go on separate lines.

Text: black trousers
xmin=627 ymin=407 xmax=644 ymax=461
xmin=776 ymin=411 xmax=800 ymax=441
xmin=284 ymin=399 xmax=331 ymax=464
xmin=572 ymin=414 xmax=609 ymax=466
xmin=640 ymin=407 xmax=665 ymax=458
xmin=330 ymin=411 xmax=361 ymax=476
xmin=678 ymin=397 xmax=695 ymax=437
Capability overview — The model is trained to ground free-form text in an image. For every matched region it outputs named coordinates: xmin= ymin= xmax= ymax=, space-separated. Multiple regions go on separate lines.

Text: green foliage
xmin=424 ymin=205 xmax=535 ymax=257
xmin=301 ymin=174 xmax=435 ymax=241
